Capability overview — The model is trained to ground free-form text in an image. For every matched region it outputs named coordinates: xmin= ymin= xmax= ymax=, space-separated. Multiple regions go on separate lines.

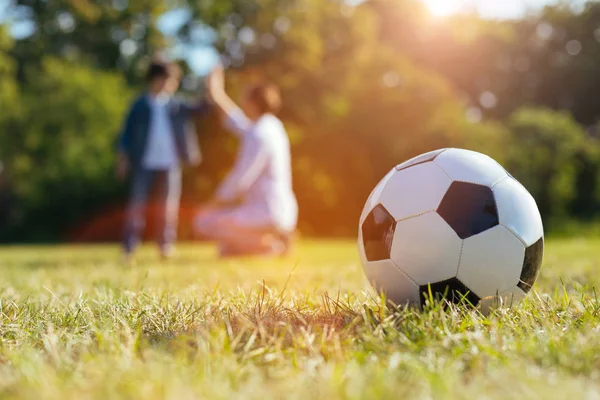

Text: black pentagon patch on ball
xmin=362 ymin=204 xmax=396 ymax=262
xmin=518 ymin=237 xmax=544 ymax=293
xmin=395 ymin=149 xmax=448 ymax=172
xmin=437 ymin=181 xmax=499 ymax=239
xmin=419 ymin=278 xmax=481 ymax=306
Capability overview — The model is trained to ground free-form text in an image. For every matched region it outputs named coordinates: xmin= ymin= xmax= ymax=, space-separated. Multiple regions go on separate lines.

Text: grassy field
xmin=1 ymin=239 xmax=600 ymax=399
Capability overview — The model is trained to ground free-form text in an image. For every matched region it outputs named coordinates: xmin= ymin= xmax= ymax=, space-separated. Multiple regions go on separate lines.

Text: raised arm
xmin=206 ymin=67 xmax=252 ymax=137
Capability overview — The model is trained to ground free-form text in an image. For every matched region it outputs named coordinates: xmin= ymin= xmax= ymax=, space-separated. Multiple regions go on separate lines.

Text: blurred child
xmin=117 ymin=60 xmax=207 ymax=261
xmin=195 ymin=67 xmax=297 ymax=257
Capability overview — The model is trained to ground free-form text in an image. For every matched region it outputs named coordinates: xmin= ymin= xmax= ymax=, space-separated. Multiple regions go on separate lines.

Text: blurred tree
xmin=0 ymin=58 xmax=131 ymax=240
xmin=570 ymin=137 xmax=600 ymax=219
xmin=369 ymin=0 xmax=516 ymax=120
xmin=0 ymin=26 xmax=20 ymax=230
xmin=10 ymin=0 xmax=168 ymax=84
xmin=370 ymin=1 xmax=600 ymax=125
xmin=0 ymin=25 xmax=18 ymax=114
xmin=505 ymin=107 xmax=590 ymax=225
xmin=520 ymin=3 xmax=600 ymax=125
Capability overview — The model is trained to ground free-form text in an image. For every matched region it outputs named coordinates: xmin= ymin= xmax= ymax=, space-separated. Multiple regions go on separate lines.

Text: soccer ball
xmin=358 ymin=148 xmax=544 ymax=310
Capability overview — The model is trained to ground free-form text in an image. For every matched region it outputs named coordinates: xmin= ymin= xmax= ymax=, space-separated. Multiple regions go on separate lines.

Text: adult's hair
xmin=248 ymin=82 xmax=282 ymax=115
xmin=146 ymin=60 xmax=182 ymax=82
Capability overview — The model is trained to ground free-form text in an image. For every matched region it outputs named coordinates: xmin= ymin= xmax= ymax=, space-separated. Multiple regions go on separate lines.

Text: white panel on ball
xmin=360 ymin=168 xmax=396 ymax=224
xmin=493 ymin=177 xmax=544 ymax=247
xmin=457 ymin=225 xmax=525 ymax=298
xmin=379 ymin=163 xmax=452 ymax=221
xmin=434 ymin=148 xmax=507 ymax=187
xmin=395 ymin=149 xmax=448 ymax=171
xmin=362 ymin=259 xmax=421 ymax=306
xmin=478 ymin=286 xmax=527 ymax=314
xmin=390 ymin=211 xmax=462 ymax=285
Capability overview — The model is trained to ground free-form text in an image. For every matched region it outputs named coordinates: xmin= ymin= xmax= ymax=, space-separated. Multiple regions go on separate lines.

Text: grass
xmin=1 ymin=238 xmax=600 ymax=399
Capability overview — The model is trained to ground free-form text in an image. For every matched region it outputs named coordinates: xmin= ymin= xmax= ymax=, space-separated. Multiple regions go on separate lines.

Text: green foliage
xmin=505 ymin=108 xmax=591 ymax=224
xmin=0 ymin=58 xmax=131 ymax=240
xmin=1 ymin=240 xmax=600 ymax=398
xmin=12 ymin=0 xmax=168 ymax=84
xmin=0 ymin=26 xmax=18 ymax=123
xmin=462 ymin=121 xmax=511 ymax=166
xmin=369 ymin=1 xmax=600 ymax=124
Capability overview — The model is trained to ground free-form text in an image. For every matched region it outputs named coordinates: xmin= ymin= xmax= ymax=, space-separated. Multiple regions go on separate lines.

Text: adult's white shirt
xmin=216 ymin=109 xmax=298 ymax=232
xmin=142 ymin=94 xmax=180 ymax=170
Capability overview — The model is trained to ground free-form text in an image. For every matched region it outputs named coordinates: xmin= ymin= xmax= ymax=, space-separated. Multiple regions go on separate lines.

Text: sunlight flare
xmin=422 ymin=0 xmax=467 ymax=17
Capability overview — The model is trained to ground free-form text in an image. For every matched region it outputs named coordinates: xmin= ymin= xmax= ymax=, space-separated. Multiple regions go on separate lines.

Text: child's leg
xmin=155 ymin=169 xmax=182 ymax=256
xmin=123 ymin=169 xmax=154 ymax=255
